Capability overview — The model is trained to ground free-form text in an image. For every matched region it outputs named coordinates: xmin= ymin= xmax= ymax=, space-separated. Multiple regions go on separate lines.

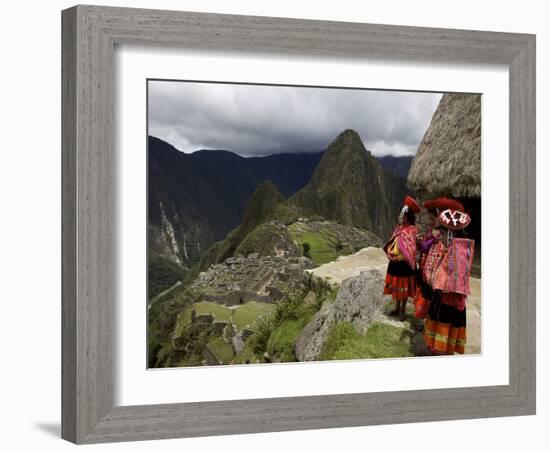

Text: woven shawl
xmin=387 ymin=224 xmax=418 ymax=270
xmin=433 ymin=238 xmax=475 ymax=295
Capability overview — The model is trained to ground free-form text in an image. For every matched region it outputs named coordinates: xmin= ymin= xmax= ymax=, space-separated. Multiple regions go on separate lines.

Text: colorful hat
xmin=403 ymin=195 xmax=421 ymax=214
xmin=424 ymin=197 xmax=465 ymax=212
xmin=438 ymin=208 xmax=471 ymax=230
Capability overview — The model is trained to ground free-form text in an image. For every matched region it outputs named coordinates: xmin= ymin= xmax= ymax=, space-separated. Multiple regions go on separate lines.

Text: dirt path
xmin=307 ymin=247 xmax=388 ymax=284
xmin=308 ymin=247 xmax=482 ymax=355
xmin=148 ymin=281 xmax=182 ymax=310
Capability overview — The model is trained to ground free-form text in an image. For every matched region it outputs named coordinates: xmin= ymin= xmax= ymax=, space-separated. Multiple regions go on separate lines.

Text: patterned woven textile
xmin=433 ymin=238 xmax=475 ymax=295
xmin=383 ymin=273 xmax=416 ymax=300
xmin=423 ymin=317 xmax=466 ymax=355
xmin=423 ymin=292 xmax=467 ymax=354
xmin=397 ymin=225 xmax=418 ymax=270
xmin=422 ymin=240 xmax=446 ymax=286
xmin=385 ymin=224 xmax=418 ymax=270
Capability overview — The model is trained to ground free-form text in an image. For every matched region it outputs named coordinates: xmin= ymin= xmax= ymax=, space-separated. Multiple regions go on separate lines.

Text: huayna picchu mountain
xmin=290 ymin=129 xmax=406 ymax=239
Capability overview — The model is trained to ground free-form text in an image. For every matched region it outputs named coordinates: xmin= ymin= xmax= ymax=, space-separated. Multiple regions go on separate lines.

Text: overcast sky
xmin=148 ymin=80 xmax=442 ymax=157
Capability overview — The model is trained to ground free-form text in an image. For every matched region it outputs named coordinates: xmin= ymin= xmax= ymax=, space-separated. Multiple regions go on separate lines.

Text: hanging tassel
xmin=399 ymin=205 xmax=408 ymax=224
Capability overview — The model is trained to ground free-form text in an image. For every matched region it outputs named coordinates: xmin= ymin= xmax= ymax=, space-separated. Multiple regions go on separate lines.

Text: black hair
xmin=403 ymin=208 xmax=416 ymax=225
xmin=453 ymin=228 xmax=467 ymax=238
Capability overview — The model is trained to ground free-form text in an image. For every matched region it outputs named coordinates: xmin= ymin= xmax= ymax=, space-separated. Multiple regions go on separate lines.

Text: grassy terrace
xmin=232 ymin=302 xmax=276 ymax=330
xmin=206 ymin=336 xmax=235 ymax=363
xmin=288 ymin=223 xmax=344 ymax=265
xmin=174 ymin=301 xmax=276 ymax=339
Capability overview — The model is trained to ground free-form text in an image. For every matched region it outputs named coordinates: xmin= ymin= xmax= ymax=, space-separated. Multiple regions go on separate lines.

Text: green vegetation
xmin=147 ymin=283 xmax=194 ymax=368
xmin=172 ymin=322 xmax=212 ymax=367
xmin=319 ymin=322 xmax=413 ymax=360
xmin=288 ymin=223 xmax=350 ymax=265
xmin=174 ymin=301 xmax=233 ymax=338
xmin=197 ymin=228 xmax=239 ymax=271
xmin=232 ymin=302 xmax=276 ymax=330
xmin=288 ymin=129 xmax=402 ymax=239
xmin=238 ymin=181 xmax=285 ymax=234
xmin=302 ymin=271 xmax=335 ymax=301
xmin=267 ymin=320 xmax=303 ymax=362
xmin=243 ymin=276 xmax=337 ymax=362
xmin=198 ymin=181 xmax=299 ymax=269
xmin=235 ymin=222 xmax=297 ymax=257
xmin=290 ymin=229 xmax=337 ymax=264
xmin=148 ymin=253 xmax=186 ymax=299
xmin=206 ymin=336 xmax=235 ymax=363
xmin=249 ymin=314 xmax=276 ymax=356
xmin=233 ymin=338 xmax=264 ymax=364
xmin=174 ymin=301 xmax=276 ymax=340
xmin=272 ymin=202 xmax=301 ymax=225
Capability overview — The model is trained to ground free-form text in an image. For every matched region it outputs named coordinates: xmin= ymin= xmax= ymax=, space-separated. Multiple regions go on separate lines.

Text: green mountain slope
xmin=290 ymin=129 xmax=401 ymax=239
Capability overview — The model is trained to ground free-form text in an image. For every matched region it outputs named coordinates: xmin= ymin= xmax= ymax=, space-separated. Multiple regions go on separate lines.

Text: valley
xmin=147 ymin=129 xmax=414 ymax=368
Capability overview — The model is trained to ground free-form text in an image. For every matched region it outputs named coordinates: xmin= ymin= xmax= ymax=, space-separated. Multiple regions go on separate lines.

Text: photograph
xmin=146 ymin=80 xmax=482 ymax=368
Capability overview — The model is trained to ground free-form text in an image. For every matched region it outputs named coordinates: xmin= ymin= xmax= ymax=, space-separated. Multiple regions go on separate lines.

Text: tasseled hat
xmin=403 ymin=195 xmax=421 ymax=214
xmin=398 ymin=195 xmax=420 ymax=224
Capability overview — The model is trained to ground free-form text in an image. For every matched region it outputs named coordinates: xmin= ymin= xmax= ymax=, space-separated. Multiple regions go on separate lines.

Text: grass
xmin=174 ymin=301 xmax=276 ymax=339
xmin=266 ymin=320 xmax=302 ymax=362
xmin=174 ymin=301 xmax=233 ymax=338
xmin=290 ymin=229 xmax=336 ymax=264
xmin=232 ymin=302 xmax=276 ymax=330
xmin=235 ymin=222 xmax=299 ymax=257
xmin=288 ymin=223 xmax=346 ymax=265
xmin=147 ymin=283 xmax=193 ymax=368
xmin=233 ymin=338 xmax=263 ymax=364
xmin=206 ymin=336 xmax=235 ymax=363
xmin=160 ymin=274 xmax=337 ymax=367
xmin=249 ymin=314 xmax=276 ymax=356
xmin=319 ymin=322 xmax=413 ymax=361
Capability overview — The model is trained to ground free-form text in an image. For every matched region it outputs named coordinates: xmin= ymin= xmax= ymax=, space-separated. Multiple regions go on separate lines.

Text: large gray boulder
xmin=294 ymin=267 xmax=386 ymax=361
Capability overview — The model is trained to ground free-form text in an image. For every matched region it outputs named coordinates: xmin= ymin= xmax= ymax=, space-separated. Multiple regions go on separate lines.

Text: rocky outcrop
xmin=295 ymin=267 xmax=386 ymax=361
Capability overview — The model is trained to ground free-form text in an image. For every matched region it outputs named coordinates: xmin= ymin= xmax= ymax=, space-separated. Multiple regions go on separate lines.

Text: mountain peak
xmin=323 ymin=128 xmax=372 ymax=159
xmin=241 ymin=181 xmax=285 ymax=226
xmin=290 ymin=129 xmax=403 ymax=239
xmin=331 ymin=129 xmax=363 ymax=146
xmin=339 ymin=128 xmax=361 ymax=138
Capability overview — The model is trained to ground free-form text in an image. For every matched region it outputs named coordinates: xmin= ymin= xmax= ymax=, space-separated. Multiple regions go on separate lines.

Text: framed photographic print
xmin=61 ymin=4 xmax=536 ymax=444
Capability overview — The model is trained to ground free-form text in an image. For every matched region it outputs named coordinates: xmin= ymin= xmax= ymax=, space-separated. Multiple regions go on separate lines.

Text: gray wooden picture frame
xmin=61 ymin=4 xmax=536 ymax=444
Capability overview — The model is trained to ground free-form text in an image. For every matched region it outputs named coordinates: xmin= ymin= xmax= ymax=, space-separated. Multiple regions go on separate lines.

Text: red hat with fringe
xmin=424 ymin=197 xmax=464 ymax=212
xmin=403 ymin=195 xmax=421 ymax=214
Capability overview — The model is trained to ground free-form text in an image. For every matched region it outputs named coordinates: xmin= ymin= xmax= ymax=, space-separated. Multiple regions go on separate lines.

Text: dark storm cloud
xmin=148 ymin=80 xmax=442 ymax=157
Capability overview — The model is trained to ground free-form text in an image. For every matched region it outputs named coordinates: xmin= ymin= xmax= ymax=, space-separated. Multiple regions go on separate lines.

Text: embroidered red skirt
xmin=423 ymin=292 xmax=467 ymax=354
xmin=383 ymin=273 xmax=416 ymax=301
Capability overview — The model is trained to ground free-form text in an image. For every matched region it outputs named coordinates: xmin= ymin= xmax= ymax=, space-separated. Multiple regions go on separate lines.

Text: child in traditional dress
xmin=383 ymin=196 xmax=420 ymax=321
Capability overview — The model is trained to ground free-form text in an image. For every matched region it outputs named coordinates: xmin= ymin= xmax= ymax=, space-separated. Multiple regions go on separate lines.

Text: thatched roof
xmin=407 ymin=93 xmax=481 ymax=198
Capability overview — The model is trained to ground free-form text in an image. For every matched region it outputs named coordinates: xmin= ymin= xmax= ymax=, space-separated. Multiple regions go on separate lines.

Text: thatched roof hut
xmin=407 ymin=93 xmax=481 ymax=198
